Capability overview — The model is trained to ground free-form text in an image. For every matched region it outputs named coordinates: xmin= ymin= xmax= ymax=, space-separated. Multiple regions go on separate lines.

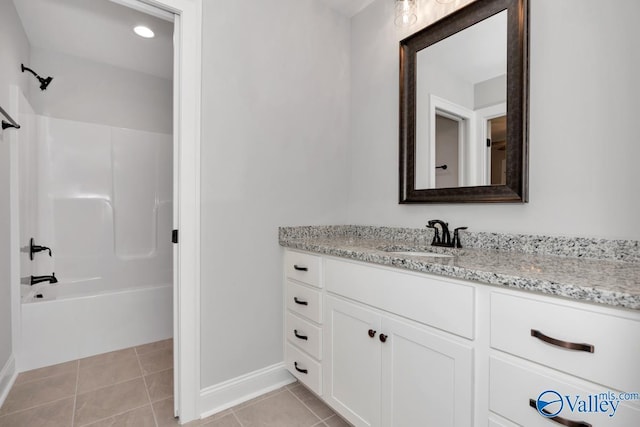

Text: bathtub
xmin=20 ymin=280 xmax=173 ymax=371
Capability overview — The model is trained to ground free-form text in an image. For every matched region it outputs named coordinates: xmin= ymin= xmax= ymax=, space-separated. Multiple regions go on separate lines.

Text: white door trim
xmin=131 ymin=0 xmax=202 ymax=423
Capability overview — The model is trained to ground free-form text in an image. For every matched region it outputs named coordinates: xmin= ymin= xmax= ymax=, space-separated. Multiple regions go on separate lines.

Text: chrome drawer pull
xmin=531 ymin=329 xmax=595 ymax=353
xmin=293 ymin=297 xmax=308 ymax=306
xmin=529 ymin=399 xmax=592 ymax=427
xmin=294 ymin=362 xmax=308 ymax=374
xmin=294 ymin=329 xmax=308 ymax=340
xmin=293 ymin=265 xmax=308 ymax=271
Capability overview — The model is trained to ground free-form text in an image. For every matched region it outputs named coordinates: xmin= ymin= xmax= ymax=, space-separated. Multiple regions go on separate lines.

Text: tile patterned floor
xmin=0 ymin=340 xmax=351 ymax=427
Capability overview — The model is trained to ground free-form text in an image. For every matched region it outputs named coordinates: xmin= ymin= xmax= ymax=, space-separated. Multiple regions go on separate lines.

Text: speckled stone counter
xmin=279 ymin=226 xmax=640 ymax=310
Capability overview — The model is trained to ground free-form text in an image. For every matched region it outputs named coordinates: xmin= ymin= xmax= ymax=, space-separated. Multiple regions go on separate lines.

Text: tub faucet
xmin=30 ymin=273 xmax=58 ymax=285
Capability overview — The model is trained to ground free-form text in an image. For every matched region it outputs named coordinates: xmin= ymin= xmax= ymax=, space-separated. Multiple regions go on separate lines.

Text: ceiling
xmin=319 ymin=0 xmax=376 ymax=17
xmin=12 ymin=0 xmax=377 ymax=81
xmin=418 ymin=10 xmax=507 ymax=85
xmin=13 ymin=0 xmax=174 ymax=80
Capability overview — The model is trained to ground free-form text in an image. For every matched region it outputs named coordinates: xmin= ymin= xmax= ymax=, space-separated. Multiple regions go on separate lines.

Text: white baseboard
xmin=199 ymin=362 xmax=295 ymax=419
xmin=0 ymin=355 xmax=17 ymax=408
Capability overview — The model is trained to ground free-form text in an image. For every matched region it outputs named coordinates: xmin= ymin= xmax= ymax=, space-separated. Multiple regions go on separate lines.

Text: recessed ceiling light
xmin=133 ymin=26 xmax=155 ymax=39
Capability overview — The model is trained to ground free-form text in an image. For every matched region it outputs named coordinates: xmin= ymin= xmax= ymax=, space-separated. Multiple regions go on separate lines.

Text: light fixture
xmin=395 ymin=0 xmax=417 ymax=27
xmin=133 ymin=25 xmax=155 ymax=38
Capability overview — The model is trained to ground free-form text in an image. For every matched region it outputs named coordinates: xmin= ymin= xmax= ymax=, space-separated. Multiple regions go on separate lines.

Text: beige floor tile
xmin=232 ymin=387 xmax=286 ymax=411
xmin=152 ymin=398 xmax=202 ymax=427
xmin=135 ymin=339 xmax=173 ymax=356
xmin=289 ymin=384 xmax=335 ymax=420
xmin=200 ymin=413 xmax=242 ymax=427
xmin=15 ymin=361 xmax=78 ymax=385
xmin=80 ymin=349 xmax=137 ymax=369
xmin=145 ymin=369 xmax=173 ymax=402
xmin=322 ymin=414 xmax=353 ymax=427
xmin=0 ymin=397 xmax=74 ymax=427
xmin=138 ymin=348 xmax=172 ymax=375
xmin=77 ymin=354 xmax=142 ymax=393
xmin=0 ymin=371 xmax=77 ymax=416
xmin=234 ymin=389 xmax=320 ymax=427
xmin=199 ymin=408 xmax=233 ymax=424
xmin=74 ymin=378 xmax=149 ymax=426
xmin=82 ymin=405 xmax=156 ymax=427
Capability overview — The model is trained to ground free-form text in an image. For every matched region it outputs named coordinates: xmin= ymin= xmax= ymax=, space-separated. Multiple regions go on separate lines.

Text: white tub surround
xmin=14 ymin=115 xmax=174 ymax=372
xmin=20 ymin=283 xmax=172 ymax=371
xmin=279 ymin=226 xmax=640 ymax=310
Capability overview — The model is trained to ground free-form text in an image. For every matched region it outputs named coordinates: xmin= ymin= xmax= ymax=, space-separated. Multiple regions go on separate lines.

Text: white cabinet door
xmin=324 ymin=296 xmax=381 ymax=427
xmin=380 ymin=316 xmax=474 ymax=427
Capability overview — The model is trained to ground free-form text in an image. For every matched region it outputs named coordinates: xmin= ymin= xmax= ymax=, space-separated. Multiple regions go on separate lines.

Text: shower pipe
xmin=0 ymin=104 xmax=20 ymax=130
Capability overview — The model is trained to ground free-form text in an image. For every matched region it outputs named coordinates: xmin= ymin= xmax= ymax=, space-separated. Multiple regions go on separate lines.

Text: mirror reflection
xmin=415 ymin=10 xmax=507 ymax=189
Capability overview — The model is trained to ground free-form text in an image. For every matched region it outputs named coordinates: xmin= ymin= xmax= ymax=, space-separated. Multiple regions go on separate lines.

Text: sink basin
xmin=386 ymin=250 xmax=453 ymax=258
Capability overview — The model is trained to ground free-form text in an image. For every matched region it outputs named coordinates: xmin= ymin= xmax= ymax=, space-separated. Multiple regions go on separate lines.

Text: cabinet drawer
xmin=284 ymin=251 xmax=322 ymax=288
xmin=285 ymin=343 xmax=322 ymax=395
xmin=490 ymin=355 xmax=640 ymax=427
xmin=491 ymin=292 xmax=640 ymax=392
xmin=285 ymin=312 xmax=322 ymax=359
xmin=286 ymin=281 xmax=322 ymax=323
xmin=325 ymin=258 xmax=475 ymax=339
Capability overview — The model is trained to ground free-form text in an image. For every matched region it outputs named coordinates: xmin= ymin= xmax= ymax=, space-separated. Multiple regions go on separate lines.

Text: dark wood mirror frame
xmin=399 ymin=0 xmax=529 ymax=203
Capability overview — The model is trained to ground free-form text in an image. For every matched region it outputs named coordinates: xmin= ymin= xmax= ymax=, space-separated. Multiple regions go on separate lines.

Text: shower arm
xmin=21 ymin=64 xmax=39 ymax=79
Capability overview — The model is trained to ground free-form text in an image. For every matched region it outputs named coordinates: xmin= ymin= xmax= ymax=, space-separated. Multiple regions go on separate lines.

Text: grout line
xmin=287 ymin=388 xmax=326 ymax=424
xmin=70 ymin=360 xmax=80 ymax=427
xmin=12 ymin=366 xmax=79 ymax=387
xmin=136 ymin=351 xmax=160 ymax=427
xmin=231 ymin=411 xmax=246 ymax=427
xmin=73 ymin=402 xmax=152 ymax=427
xmin=0 ymin=395 xmax=75 ymax=419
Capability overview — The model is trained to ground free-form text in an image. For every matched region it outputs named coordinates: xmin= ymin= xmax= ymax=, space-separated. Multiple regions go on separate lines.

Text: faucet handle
xmin=453 ymin=227 xmax=468 ymax=248
xmin=426 ymin=221 xmax=440 ymax=244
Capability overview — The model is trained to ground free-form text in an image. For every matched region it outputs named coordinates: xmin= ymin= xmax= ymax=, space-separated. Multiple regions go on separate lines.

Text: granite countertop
xmin=279 ymin=226 xmax=640 ymax=311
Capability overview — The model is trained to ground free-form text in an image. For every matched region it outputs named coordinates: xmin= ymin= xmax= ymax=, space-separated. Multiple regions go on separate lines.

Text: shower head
xmin=21 ymin=64 xmax=54 ymax=91
xmin=39 ymin=76 xmax=53 ymax=91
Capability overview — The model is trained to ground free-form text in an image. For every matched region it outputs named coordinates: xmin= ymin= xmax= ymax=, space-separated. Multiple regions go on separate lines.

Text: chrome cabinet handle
xmin=293 ymin=265 xmax=308 ymax=271
xmin=531 ymin=329 xmax=595 ymax=353
xmin=294 ymin=362 xmax=308 ymax=374
xmin=293 ymin=297 xmax=308 ymax=306
xmin=294 ymin=329 xmax=308 ymax=340
xmin=529 ymin=399 xmax=592 ymax=427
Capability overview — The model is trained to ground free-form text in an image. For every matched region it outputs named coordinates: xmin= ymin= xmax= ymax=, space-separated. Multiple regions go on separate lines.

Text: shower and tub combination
xmin=13 ymin=88 xmax=173 ymax=371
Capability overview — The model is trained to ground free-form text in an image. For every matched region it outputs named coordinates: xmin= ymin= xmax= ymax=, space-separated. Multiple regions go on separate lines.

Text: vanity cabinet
xmin=323 ymin=259 xmax=474 ymax=427
xmin=283 ymin=251 xmax=324 ymax=395
xmin=489 ymin=291 xmax=640 ymax=426
xmin=282 ymin=249 xmax=640 ymax=426
xmin=324 ymin=296 xmax=473 ymax=427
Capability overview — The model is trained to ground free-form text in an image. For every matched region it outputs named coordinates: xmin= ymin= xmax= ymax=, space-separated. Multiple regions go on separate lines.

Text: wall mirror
xmin=399 ymin=0 xmax=528 ymax=203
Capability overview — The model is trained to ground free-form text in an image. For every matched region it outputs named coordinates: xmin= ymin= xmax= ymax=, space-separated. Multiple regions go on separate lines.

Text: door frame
xmin=121 ymin=0 xmax=202 ymax=422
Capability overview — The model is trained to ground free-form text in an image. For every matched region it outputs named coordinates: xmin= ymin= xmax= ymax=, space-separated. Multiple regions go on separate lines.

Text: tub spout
xmin=31 ymin=273 xmax=57 ymax=285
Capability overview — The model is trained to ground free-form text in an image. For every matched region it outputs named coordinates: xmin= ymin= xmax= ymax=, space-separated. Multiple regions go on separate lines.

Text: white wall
xmin=0 ymin=0 xmax=30 ymax=381
xmin=29 ymin=47 xmax=172 ymax=134
xmin=199 ymin=0 xmax=351 ymax=388
xmin=348 ymin=0 xmax=640 ymax=240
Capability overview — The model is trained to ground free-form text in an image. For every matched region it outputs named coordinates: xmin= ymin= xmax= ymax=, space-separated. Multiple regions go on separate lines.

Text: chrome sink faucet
xmin=426 ymin=220 xmax=468 ymax=248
